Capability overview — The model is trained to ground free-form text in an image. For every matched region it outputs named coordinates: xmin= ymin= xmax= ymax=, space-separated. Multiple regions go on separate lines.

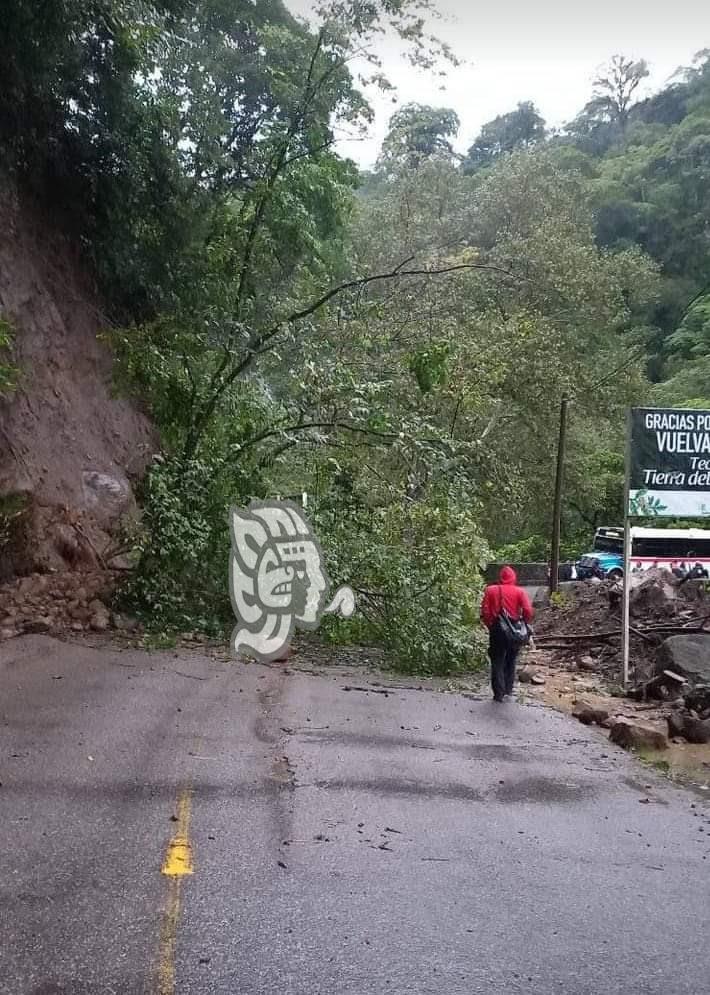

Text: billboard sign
xmin=629 ymin=407 xmax=710 ymax=517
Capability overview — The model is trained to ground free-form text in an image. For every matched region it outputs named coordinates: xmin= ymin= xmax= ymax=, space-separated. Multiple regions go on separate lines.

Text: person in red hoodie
xmin=480 ymin=566 xmax=534 ymax=702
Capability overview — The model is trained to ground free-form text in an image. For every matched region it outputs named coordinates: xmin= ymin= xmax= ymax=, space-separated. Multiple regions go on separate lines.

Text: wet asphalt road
xmin=2 ymin=635 xmax=710 ymax=995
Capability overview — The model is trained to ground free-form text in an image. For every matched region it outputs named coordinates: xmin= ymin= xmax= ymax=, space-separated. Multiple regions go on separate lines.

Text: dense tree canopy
xmin=566 ymin=55 xmax=650 ymax=154
xmin=378 ymin=102 xmax=461 ymax=167
xmin=2 ymin=1 xmax=710 ymax=670
xmin=463 ymin=101 xmax=546 ymax=172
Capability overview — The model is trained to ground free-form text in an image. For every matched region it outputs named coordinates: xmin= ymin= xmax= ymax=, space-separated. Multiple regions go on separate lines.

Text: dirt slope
xmin=0 ymin=184 xmax=156 ymax=577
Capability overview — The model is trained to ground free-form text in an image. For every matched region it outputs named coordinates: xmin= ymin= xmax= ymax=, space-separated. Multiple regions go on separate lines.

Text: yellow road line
xmin=157 ymin=877 xmax=182 ymax=995
xmin=161 ymin=790 xmax=194 ymax=877
xmin=156 ymin=788 xmax=194 ymax=995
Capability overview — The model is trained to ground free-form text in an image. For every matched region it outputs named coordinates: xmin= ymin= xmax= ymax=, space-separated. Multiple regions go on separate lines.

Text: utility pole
xmin=621 ymin=408 xmax=632 ymax=688
xmin=549 ymin=396 xmax=569 ymax=596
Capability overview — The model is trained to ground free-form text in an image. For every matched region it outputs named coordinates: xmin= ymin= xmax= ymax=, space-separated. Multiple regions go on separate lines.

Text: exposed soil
xmin=0 ymin=183 xmax=156 ymax=579
xmin=0 ymin=568 xmax=131 ymax=640
xmin=534 ymin=573 xmax=710 ymax=685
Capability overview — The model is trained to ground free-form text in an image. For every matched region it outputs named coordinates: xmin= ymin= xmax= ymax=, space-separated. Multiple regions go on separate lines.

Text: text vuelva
xmin=656 ymin=431 xmax=710 ymax=455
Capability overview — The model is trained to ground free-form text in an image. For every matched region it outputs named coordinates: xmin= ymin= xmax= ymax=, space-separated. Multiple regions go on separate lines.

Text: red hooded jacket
xmin=480 ymin=566 xmax=534 ymax=630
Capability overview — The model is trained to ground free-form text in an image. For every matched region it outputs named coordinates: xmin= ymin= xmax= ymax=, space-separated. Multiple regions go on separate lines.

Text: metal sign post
xmin=621 ymin=409 xmax=632 ymax=688
xmin=549 ymin=396 xmax=569 ymax=596
xmin=622 ymin=405 xmax=710 ymax=687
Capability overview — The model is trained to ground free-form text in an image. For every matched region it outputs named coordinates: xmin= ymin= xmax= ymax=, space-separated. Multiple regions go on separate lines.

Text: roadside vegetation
xmin=2 ymin=4 xmax=709 ymax=672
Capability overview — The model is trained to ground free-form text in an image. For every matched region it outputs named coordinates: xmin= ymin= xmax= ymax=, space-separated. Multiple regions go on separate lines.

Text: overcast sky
xmin=288 ymin=0 xmax=708 ymax=166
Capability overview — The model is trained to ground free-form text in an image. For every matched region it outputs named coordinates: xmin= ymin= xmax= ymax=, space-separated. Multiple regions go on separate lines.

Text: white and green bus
xmin=576 ymin=526 xmax=710 ymax=580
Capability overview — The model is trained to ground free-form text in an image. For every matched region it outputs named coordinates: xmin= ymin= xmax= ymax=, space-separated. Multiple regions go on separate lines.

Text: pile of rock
xmin=653 ymin=633 xmax=710 ymax=744
xmin=609 ymin=717 xmax=668 ymax=751
xmin=572 ymin=631 xmax=710 ymax=750
xmin=572 ymin=700 xmax=669 ymax=750
xmin=0 ymin=570 xmax=138 ymax=640
xmin=537 ymin=568 xmax=710 ymax=687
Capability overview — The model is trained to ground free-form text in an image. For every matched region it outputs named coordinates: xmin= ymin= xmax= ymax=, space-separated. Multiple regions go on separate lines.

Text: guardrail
xmin=483 ymin=562 xmax=576 ymax=584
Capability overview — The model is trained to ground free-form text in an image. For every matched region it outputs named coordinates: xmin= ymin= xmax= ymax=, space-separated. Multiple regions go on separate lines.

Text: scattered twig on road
xmin=629 ymin=625 xmax=658 ymax=645
xmin=369 ymin=683 xmax=425 ymax=691
xmin=537 ymin=621 xmax=708 ymax=647
xmin=536 ymin=630 xmax=620 ymax=643
xmin=342 ymin=685 xmax=390 ymax=695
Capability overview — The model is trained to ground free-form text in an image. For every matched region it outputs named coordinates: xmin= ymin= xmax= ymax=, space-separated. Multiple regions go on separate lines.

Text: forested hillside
xmin=0 ymin=2 xmax=708 ymax=670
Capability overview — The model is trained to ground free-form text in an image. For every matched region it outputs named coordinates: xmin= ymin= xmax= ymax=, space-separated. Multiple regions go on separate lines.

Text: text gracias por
xmin=641 ymin=411 xmax=710 ymax=487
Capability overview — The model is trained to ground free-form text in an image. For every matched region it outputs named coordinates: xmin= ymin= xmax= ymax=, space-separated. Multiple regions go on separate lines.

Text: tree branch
xmin=183 ymin=258 xmax=516 ymax=459
xmin=279 ymin=260 xmax=515 ymax=329
xmin=240 ymin=419 xmax=399 ymax=451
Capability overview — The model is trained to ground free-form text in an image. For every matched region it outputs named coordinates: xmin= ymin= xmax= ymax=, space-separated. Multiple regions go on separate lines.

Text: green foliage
xmin=313 ymin=487 xmax=489 ymax=674
xmin=116 ymin=454 xmax=252 ymax=634
xmin=0 ymin=0 xmax=191 ymax=317
xmin=495 ymin=531 xmax=586 ymax=564
xmin=628 ymin=490 xmax=668 ymax=517
xmin=668 ymin=294 xmax=710 ymax=360
xmin=89 ymin=0 xmax=486 ymax=674
xmin=495 ymin=535 xmax=550 ymax=562
xmin=568 ymin=51 xmax=710 ymax=376
xmin=565 ymin=55 xmax=650 ymax=155
xmin=0 ymin=317 xmax=18 ymax=395
xmin=409 ymin=343 xmax=450 ymax=394
xmin=9 ymin=4 xmax=709 ymax=676
xmin=0 ymin=492 xmax=28 ymax=552
xmin=378 ymin=103 xmax=460 ymax=168
xmin=463 ymin=101 xmax=546 ymax=173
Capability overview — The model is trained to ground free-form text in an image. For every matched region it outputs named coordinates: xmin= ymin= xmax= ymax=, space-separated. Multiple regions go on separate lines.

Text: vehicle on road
xmin=575 ymin=526 xmax=624 ymax=580
xmin=575 ymin=526 xmax=710 ymax=580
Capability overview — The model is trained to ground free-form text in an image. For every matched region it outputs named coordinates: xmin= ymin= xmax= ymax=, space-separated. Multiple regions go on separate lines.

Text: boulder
xmin=89 ymin=612 xmax=110 ymax=632
xmin=684 ymin=685 xmax=710 ymax=714
xmin=630 ymin=574 xmax=677 ymax=617
xmin=112 ymin=613 xmax=139 ymax=632
xmin=667 ymin=712 xmax=710 ymax=745
xmin=578 ymin=656 xmax=597 ymax=672
xmin=631 ymin=670 xmax=688 ymax=702
xmin=81 ymin=471 xmax=132 ymax=523
xmin=658 ymin=634 xmax=710 ymax=686
xmin=519 ymin=669 xmax=545 ymax=685
xmin=573 ymin=701 xmax=609 ymax=726
xmin=609 ymin=717 xmax=668 ymax=751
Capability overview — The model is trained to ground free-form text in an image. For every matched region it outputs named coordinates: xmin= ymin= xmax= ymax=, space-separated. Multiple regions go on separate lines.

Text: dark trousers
xmin=489 ymin=623 xmax=520 ymax=699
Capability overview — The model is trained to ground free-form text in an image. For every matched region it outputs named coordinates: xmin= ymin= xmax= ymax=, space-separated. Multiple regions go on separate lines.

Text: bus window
xmin=593 ymin=533 xmax=624 ymax=554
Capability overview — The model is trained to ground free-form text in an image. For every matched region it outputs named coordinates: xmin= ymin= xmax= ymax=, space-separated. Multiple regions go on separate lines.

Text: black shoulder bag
xmin=496 ymin=585 xmax=531 ymax=646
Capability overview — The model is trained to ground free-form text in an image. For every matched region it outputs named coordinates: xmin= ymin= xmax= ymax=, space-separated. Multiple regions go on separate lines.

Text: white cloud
xmin=289 ymin=0 xmax=707 ymax=166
